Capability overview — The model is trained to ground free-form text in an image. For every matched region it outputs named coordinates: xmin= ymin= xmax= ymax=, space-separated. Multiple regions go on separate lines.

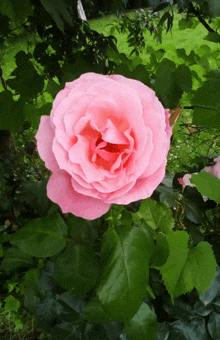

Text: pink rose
xmin=35 ymin=73 xmax=172 ymax=220
xmin=204 ymin=156 xmax=220 ymax=179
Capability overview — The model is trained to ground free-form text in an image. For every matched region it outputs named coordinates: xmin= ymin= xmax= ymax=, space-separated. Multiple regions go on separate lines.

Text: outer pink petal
xmin=35 ymin=116 xmax=59 ymax=172
xmin=47 ymin=170 xmax=111 ymax=220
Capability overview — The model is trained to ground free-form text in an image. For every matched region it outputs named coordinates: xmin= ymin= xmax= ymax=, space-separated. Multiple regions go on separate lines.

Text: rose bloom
xmin=35 ymin=73 xmax=172 ymax=220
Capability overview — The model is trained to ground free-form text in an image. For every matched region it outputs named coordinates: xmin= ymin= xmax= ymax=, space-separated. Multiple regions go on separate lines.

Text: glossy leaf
xmin=10 ymin=214 xmax=68 ymax=257
xmin=97 ymin=223 xmax=153 ymax=322
xmin=124 ymin=302 xmax=157 ymax=340
xmin=55 ymin=242 xmax=100 ymax=295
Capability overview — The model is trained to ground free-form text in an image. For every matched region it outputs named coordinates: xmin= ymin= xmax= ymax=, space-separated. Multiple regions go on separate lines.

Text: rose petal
xmin=35 ymin=116 xmax=59 ymax=172
xmin=47 ymin=170 xmax=111 ymax=219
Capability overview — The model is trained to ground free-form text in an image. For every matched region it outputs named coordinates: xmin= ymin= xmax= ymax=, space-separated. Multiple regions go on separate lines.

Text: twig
xmin=188 ymin=2 xmax=215 ymax=33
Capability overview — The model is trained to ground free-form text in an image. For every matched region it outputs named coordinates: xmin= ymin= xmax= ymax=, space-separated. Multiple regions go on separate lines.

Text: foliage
xmin=1 ymin=0 xmax=220 ymax=339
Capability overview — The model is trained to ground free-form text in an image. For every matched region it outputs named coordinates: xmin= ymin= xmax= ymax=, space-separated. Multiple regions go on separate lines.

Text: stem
xmin=188 ymin=2 xmax=215 ymax=33
xmin=183 ymin=105 xmax=217 ymax=110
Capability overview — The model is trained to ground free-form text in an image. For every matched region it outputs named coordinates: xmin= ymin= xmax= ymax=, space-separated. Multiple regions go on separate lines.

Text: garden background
xmin=0 ymin=0 xmax=220 ymax=339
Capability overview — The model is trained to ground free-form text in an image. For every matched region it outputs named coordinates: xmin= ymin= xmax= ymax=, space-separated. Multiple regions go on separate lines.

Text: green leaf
xmin=40 ymin=0 xmax=73 ymax=32
xmin=184 ymin=200 xmax=202 ymax=224
xmin=192 ymin=74 xmax=220 ymax=129
xmin=97 ymin=223 xmax=153 ymax=322
xmin=0 ymin=246 xmax=33 ymax=272
xmin=204 ymin=32 xmax=220 ymax=42
xmin=4 ymin=295 xmax=21 ymax=312
xmin=7 ymin=51 xmax=44 ymax=99
xmin=159 ymin=231 xmax=217 ymax=302
xmin=0 ymin=91 xmax=25 ymax=132
xmin=207 ymin=312 xmax=220 ymax=339
xmin=133 ymin=64 xmax=150 ymax=87
xmin=150 ymin=232 xmax=169 ymax=267
xmin=0 ymin=243 xmax=3 ymax=257
xmin=154 ymin=58 xmax=183 ymax=109
xmin=24 ymin=103 xmax=52 ymax=130
xmin=200 ymin=268 xmax=220 ymax=305
xmin=65 ymin=214 xmax=99 ymax=246
xmin=0 ymin=0 xmax=32 ymax=24
xmin=124 ymin=302 xmax=157 ymax=340
xmin=55 ymin=242 xmax=100 ymax=295
xmin=190 ymin=171 xmax=220 ymax=203
xmin=174 ymin=65 xmax=192 ymax=93
xmin=177 ymin=242 xmax=217 ymax=296
xmin=82 ymin=297 xmax=114 ymax=324
xmin=47 ymin=79 xmax=63 ymax=98
xmin=133 ymin=198 xmax=174 ymax=234
xmin=18 ymin=180 xmax=52 ymax=217
xmin=10 ymin=214 xmax=68 ymax=257
xmin=170 ymin=318 xmax=209 ymax=340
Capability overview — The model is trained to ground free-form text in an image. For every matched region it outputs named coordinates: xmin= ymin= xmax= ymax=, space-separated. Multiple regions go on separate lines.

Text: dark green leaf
xmin=55 ymin=242 xmax=100 ymax=295
xmin=192 ymin=74 xmax=220 ymax=129
xmin=0 ymin=91 xmax=25 ymax=132
xmin=184 ymin=200 xmax=202 ymax=224
xmin=7 ymin=51 xmax=44 ymax=99
xmin=97 ymin=223 xmax=153 ymax=322
xmin=0 ymin=246 xmax=33 ymax=272
xmin=0 ymin=0 xmax=32 ymax=24
xmin=204 ymin=32 xmax=220 ymax=42
xmin=153 ymin=2 xmax=169 ymax=12
xmin=170 ymin=318 xmax=209 ymax=340
xmin=47 ymin=79 xmax=63 ymax=98
xmin=18 ymin=180 xmax=52 ymax=217
xmin=124 ymin=302 xmax=157 ymax=340
xmin=82 ymin=297 xmax=114 ymax=324
xmin=150 ymin=232 xmax=169 ymax=267
xmin=200 ymin=268 xmax=220 ymax=305
xmin=207 ymin=312 xmax=220 ymax=339
xmin=174 ymin=65 xmax=192 ymax=93
xmin=40 ymin=0 xmax=73 ymax=32
xmin=10 ymin=214 xmax=68 ymax=257
xmin=154 ymin=58 xmax=182 ymax=109
xmin=65 ymin=214 xmax=99 ymax=246
xmin=24 ymin=103 xmax=52 ymax=130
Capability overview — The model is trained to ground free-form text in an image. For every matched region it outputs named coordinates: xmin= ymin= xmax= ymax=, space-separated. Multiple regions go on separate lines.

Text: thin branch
xmin=188 ymin=2 xmax=215 ymax=33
